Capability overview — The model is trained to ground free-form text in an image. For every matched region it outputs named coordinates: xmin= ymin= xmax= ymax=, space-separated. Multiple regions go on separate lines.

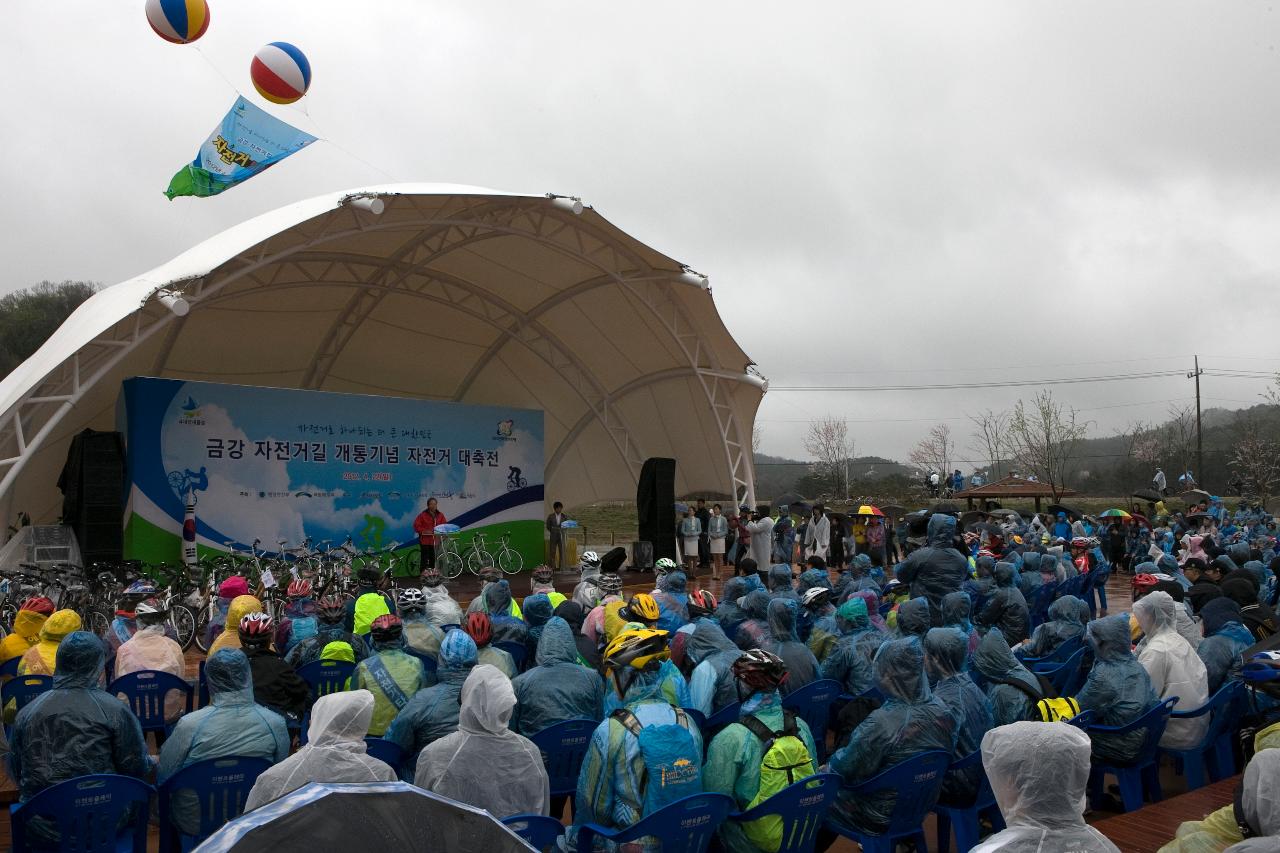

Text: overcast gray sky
xmin=3 ymin=1 xmax=1278 ymax=463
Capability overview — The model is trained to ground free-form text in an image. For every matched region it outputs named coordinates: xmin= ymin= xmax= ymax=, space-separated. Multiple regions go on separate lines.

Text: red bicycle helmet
xmin=20 ymin=596 xmax=54 ymax=616
xmin=287 ymin=578 xmax=313 ymax=599
xmin=688 ymin=589 xmax=718 ymax=619
xmin=238 ymin=612 xmax=273 ymax=644
xmin=464 ymin=612 xmax=493 ymax=647
xmin=370 ymin=614 xmax=404 ymax=642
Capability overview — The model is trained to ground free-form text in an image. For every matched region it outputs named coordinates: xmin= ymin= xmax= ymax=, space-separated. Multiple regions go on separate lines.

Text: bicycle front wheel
xmin=466 ymin=549 xmax=493 ymax=575
xmin=498 ymin=548 xmax=523 ymax=574
xmin=437 ymin=551 xmax=464 ymax=580
xmin=169 ymin=604 xmax=197 ymax=650
xmin=193 ymin=610 xmax=211 ymax=654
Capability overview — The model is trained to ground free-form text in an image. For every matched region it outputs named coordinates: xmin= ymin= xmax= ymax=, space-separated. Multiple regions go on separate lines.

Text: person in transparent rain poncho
xmin=415 ymin=664 xmax=550 ymax=819
xmin=1134 ymin=591 xmax=1209 ymax=750
xmin=971 ymin=722 xmax=1120 ymax=853
xmin=244 ymin=690 xmax=397 ymax=811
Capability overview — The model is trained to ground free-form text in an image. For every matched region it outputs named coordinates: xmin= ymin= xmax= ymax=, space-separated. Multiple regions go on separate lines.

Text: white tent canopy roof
xmin=0 ymin=184 xmax=764 ymax=524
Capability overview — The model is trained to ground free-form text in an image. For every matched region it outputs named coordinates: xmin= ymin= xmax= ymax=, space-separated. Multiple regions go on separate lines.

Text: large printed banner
xmin=117 ymin=377 xmax=545 ymax=566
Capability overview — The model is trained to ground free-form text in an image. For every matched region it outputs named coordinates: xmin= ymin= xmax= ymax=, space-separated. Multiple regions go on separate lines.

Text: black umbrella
xmin=1132 ymin=489 xmax=1162 ymax=503
xmin=931 ymin=503 xmax=961 ymax=516
xmin=878 ymin=503 xmax=907 ymax=520
xmin=1046 ymin=504 xmax=1082 ymax=520
xmin=1180 ymin=489 xmax=1212 ymax=503
xmin=197 ymin=782 xmax=533 ymax=853
xmin=771 ymin=492 xmax=807 ymax=510
xmin=959 ymin=510 xmax=986 ymax=529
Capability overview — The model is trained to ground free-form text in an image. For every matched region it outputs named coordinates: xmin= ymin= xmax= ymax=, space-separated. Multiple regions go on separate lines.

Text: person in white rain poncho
xmin=973 ymin=722 xmax=1120 ymax=853
xmin=243 ymin=690 xmax=396 ymax=811
xmin=420 ymin=568 xmax=464 ymax=628
xmin=1224 ymin=749 xmax=1280 ymax=852
xmin=1134 ymin=591 xmax=1210 ymax=750
xmin=414 ymin=664 xmax=550 ymax=819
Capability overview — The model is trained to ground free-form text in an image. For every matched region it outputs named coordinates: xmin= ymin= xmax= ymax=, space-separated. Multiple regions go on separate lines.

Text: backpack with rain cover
xmin=739 ymin=711 xmax=815 ymax=852
xmin=611 ymin=706 xmax=702 ymax=816
xmin=284 ymin=615 xmax=319 ymax=654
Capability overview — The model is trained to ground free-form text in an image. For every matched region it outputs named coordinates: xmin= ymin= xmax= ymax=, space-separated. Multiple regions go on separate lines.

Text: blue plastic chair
xmin=826 ymin=750 xmax=951 ymax=853
xmin=11 ymin=773 xmax=153 ymax=853
xmin=502 ymin=814 xmax=565 ymax=851
xmin=0 ymin=656 xmax=20 ymax=679
xmin=1087 ymin=698 xmax=1177 ymax=812
xmin=110 ymin=670 xmax=195 ymax=732
xmin=1160 ymin=681 xmax=1243 ymax=790
xmin=782 ymin=679 xmax=842 ymax=761
xmin=158 ymin=755 xmax=272 ymax=853
xmin=729 ymin=773 xmax=841 ymax=853
xmin=3 ymin=673 xmax=52 ymax=735
xmin=494 ymin=641 xmax=527 ymax=672
xmin=1031 ymin=647 xmax=1086 ymax=696
xmin=296 ymin=659 xmax=355 ymax=698
xmin=705 ymin=700 xmax=743 ymax=733
xmin=364 ymin=737 xmax=404 ymax=770
xmin=531 ymin=718 xmax=597 ymax=801
xmin=1066 ymin=709 xmax=1095 ymax=730
xmin=1026 ymin=585 xmax=1056 ymax=629
xmin=1020 ymin=635 xmax=1083 ymax=668
xmin=577 ymin=792 xmax=733 ymax=853
xmin=932 ymin=750 xmax=1004 ymax=853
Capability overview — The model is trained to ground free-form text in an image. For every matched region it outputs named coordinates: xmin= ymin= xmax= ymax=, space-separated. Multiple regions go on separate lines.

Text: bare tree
xmin=967 ymin=409 xmax=1009 ymax=480
xmin=1004 ymin=391 xmax=1090 ymax=500
xmin=804 ymin=415 xmax=854 ymax=497
xmin=752 ymin=423 xmax=764 ymax=455
xmin=1166 ymin=404 xmax=1197 ymax=481
xmin=909 ymin=423 xmax=955 ymax=476
xmin=1229 ymin=412 xmax=1280 ymax=509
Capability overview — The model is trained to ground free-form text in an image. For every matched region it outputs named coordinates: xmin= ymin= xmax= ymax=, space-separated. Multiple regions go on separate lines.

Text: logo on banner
xmin=178 ymin=396 xmax=205 ymax=426
xmin=496 ymin=419 xmax=516 ymax=440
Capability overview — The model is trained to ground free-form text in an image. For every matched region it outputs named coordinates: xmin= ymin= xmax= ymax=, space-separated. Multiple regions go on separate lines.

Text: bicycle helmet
xmin=621 ymin=593 xmax=660 ymax=625
xmin=603 ymin=628 xmax=670 ymax=674
xmin=19 ymin=596 xmax=54 ymax=616
xmin=398 ymin=587 xmax=426 ymax=612
xmin=421 ymin=566 xmax=443 ymax=587
xmin=688 ymin=588 xmax=718 ymax=619
xmin=287 ymin=578 xmax=312 ymax=599
xmin=370 ymin=614 xmax=404 ymax=643
xmin=532 ymin=565 xmax=554 ymax=584
xmin=464 ymin=612 xmax=493 ymax=647
xmin=1132 ymin=573 xmax=1159 ymax=597
xmin=580 ymin=551 xmax=601 ymax=572
xmin=1070 ymin=537 xmax=1093 ymax=549
xmin=238 ymin=612 xmax=273 ymax=645
xmin=124 ymin=579 xmax=156 ymax=597
xmin=597 ymin=573 xmax=623 ymax=596
xmin=732 ymin=648 xmax=789 ymax=694
xmin=317 ymin=596 xmax=346 ymax=624
xmin=801 ymin=587 xmax=831 ymax=610
xmin=479 ymin=566 xmax=502 ymax=584
xmin=133 ymin=597 xmax=168 ymax=618
xmin=654 ymin=557 xmax=677 ymax=577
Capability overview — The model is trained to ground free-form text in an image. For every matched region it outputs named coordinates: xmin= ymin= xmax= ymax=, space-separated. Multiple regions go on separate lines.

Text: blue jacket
xmin=510 ymin=618 xmax=604 ymax=736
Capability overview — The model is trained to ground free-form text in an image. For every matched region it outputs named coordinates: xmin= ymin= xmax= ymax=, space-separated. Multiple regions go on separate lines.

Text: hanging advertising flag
xmin=164 ymin=96 xmax=316 ymax=200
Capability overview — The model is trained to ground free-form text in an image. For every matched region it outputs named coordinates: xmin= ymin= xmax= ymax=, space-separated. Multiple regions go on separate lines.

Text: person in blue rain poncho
xmin=819 ymin=598 xmax=878 ymax=697
xmin=1075 ymin=615 xmax=1157 ymax=764
xmin=1196 ymin=598 xmax=1254 ymax=693
xmin=384 ymin=628 xmax=477 ymax=774
xmin=564 ymin=630 xmax=703 ymax=853
xmin=972 ymin=629 xmax=1041 ymax=726
xmin=9 ymin=631 xmax=152 ymax=845
xmin=964 ymin=555 xmax=998 ymax=605
xmin=895 ymin=596 xmax=933 ymax=640
xmin=158 ymin=649 xmax=290 ymax=835
xmin=651 ymin=571 xmax=691 ymax=635
xmin=1019 ymin=596 xmax=1089 ymax=659
xmin=714 ymin=577 xmax=751 ymax=640
xmin=767 ymin=564 xmax=799 ymax=601
xmin=735 ymin=590 xmax=774 ymax=651
xmin=704 ymin=650 xmax=819 ymax=853
xmin=603 ymin=627 xmax=690 ymax=714
xmin=510 ymin=616 xmax=604 ymax=736
xmin=826 ymin=639 xmax=957 ymax=835
xmin=687 ymin=619 xmax=746 ymax=716
xmin=975 ymin=562 xmax=1030 ymax=646
xmin=941 ymin=591 xmax=981 ymax=658
xmin=923 ymin=627 xmax=995 ymax=805
xmin=522 ymin=593 xmax=555 ymax=661
xmin=285 ymin=596 xmax=369 ymax=668
xmin=895 ymin=514 xmax=968 ymax=625
xmin=761 ymin=598 xmax=819 ymax=696
xmin=802 ymin=588 xmax=841 ymax=660
xmin=485 ymin=581 xmax=529 ymax=646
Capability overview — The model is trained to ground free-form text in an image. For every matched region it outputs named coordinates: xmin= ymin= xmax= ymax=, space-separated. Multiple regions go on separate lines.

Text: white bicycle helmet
xmin=398 ymin=587 xmax=426 ymax=611
xmin=654 ymin=557 xmax=677 ymax=578
xmin=580 ymin=550 xmax=601 ymax=571
xmin=133 ymin=597 xmax=168 ymax=618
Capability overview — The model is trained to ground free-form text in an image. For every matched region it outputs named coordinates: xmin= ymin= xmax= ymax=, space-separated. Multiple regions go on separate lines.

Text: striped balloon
xmin=145 ymin=0 xmax=210 ymax=44
xmin=251 ymin=42 xmax=312 ymax=104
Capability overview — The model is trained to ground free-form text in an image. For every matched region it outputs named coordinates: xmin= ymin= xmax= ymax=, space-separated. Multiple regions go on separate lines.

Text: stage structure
xmin=0 ymin=186 xmax=765 ymax=542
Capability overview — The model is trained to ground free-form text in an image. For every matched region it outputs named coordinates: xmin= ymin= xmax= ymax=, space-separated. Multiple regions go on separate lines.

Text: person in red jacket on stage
xmin=413 ymin=498 xmax=447 ymax=577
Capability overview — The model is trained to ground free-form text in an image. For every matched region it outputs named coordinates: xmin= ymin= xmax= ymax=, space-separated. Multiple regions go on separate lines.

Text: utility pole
xmin=1188 ymin=355 xmax=1204 ymax=486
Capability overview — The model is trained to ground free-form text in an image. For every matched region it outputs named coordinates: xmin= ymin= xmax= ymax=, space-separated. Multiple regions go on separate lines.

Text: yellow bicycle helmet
xmin=622 ymin=593 xmax=661 ymax=624
xmin=603 ymin=628 xmax=670 ymax=674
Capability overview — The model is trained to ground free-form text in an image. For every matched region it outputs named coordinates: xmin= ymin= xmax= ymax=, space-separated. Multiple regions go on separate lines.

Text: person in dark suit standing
xmin=546 ymin=502 xmax=567 ymax=570
xmin=695 ymin=498 xmax=711 ymax=569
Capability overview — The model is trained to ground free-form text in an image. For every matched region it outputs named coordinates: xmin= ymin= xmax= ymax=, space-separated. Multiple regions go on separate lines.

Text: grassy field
xmin=567 ymin=494 xmax=1235 ymax=542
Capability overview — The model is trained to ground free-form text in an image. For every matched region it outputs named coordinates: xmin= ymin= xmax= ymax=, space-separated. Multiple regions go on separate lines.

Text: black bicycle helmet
xmin=317 ymin=596 xmax=346 ymax=624
xmin=370 ymin=614 xmax=404 ymax=643
xmin=421 ymin=566 xmax=443 ymax=587
xmin=733 ymin=648 xmax=789 ymax=694
xmin=532 ymin=565 xmax=554 ymax=584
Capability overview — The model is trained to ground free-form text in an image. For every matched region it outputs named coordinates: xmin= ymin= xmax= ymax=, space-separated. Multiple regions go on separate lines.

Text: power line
xmin=769 ymin=370 xmax=1186 ymax=392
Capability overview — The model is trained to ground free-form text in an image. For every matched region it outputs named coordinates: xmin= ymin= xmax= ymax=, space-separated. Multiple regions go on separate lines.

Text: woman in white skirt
xmin=707 ymin=503 xmax=728 ymax=580
xmin=679 ymin=506 xmax=703 ymax=573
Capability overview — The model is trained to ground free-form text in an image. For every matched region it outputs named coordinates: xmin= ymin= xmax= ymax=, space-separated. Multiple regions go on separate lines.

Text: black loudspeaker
xmin=57 ymin=429 xmax=126 ymax=566
xmin=637 ymin=457 xmax=677 ymax=563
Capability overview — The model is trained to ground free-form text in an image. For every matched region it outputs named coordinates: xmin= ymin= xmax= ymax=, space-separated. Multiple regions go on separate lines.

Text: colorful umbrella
xmin=1099 ymin=509 xmax=1131 ymax=518
xmin=856 ymin=505 xmax=885 ymax=517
